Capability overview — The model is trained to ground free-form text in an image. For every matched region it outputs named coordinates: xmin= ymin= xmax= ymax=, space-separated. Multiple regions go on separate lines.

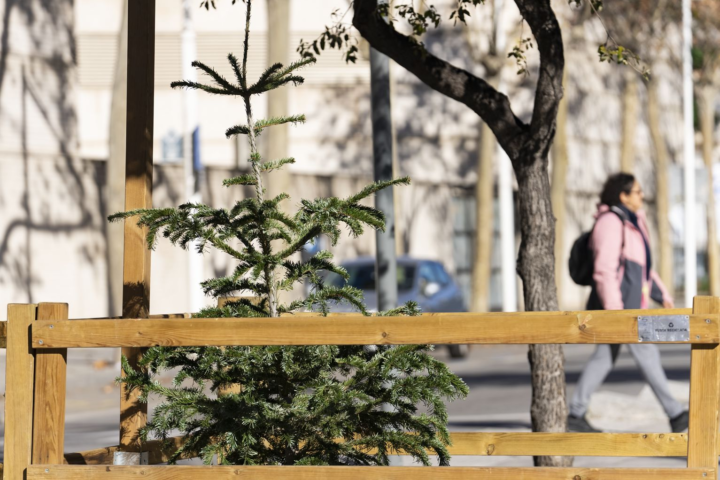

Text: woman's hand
xmin=663 ymin=299 xmax=675 ymax=309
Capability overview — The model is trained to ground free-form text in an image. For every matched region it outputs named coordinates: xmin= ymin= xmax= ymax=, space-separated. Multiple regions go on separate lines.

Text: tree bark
xmin=647 ymin=77 xmax=674 ymax=291
xmin=699 ymin=85 xmax=720 ymax=296
xmin=620 ymin=70 xmax=638 ymax=174
xmin=353 ymin=0 xmax=569 ymax=466
xmin=107 ymin=0 xmax=128 ymax=317
xmin=516 ymin=154 xmax=570 ymax=467
xmin=551 ymin=70 xmax=568 ymax=308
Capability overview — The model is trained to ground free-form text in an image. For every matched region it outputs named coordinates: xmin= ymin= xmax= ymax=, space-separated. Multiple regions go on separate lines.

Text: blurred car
xmin=325 ymin=256 xmax=470 ymax=358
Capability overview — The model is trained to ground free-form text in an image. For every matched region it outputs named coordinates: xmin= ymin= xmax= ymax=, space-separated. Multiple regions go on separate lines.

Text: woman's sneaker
xmin=567 ymin=414 xmax=601 ymax=433
xmin=670 ymin=411 xmax=689 ymax=433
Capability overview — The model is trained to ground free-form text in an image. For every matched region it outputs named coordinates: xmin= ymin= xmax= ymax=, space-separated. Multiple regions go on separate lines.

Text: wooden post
xmin=32 ymin=303 xmax=69 ymax=465
xmin=687 ymin=296 xmax=720 ymax=473
xmin=4 ymin=304 xmax=37 ymax=479
xmin=120 ymin=0 xmax=156 ymax=452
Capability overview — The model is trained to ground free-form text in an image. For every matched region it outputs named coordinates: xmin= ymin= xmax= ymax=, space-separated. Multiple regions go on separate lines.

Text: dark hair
xmin=600 ymin=173 xmax=636 ymax=207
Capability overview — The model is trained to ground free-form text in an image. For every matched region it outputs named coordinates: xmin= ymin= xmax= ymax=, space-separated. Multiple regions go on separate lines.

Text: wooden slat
xmin=32 ymin=303 xmax=69 ymax=465
xmin=61 ymin=432 xmax=690 ymax=464
xmin=4 ymin=304 xmax=38 ymax=480
xmin=120 ymin=0 xmax=156 ymax=452
xmin=687 ymin=297 xmax=720 ymax=473
xmin=25 ymin=465 xmax=714 ymax=479
xmin=31 ymin=312 xmax=720 ymax=348
xmin=445 ymin=432 xmax=688 ymax=457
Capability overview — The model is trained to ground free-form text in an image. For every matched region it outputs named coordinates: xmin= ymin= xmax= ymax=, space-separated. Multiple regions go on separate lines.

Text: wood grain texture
xmin=687 ymin=297 xmax=720 ymax=472
xmin=120 ymin=0 xmax=156 ymax=452
xmin=5 ymin=304 xmax=38 ymax=480
xmin=32 ymin=303 xmax=69 ymax=465
xmin=25 ymin=465 xmax=713 ymax=479
xmin=31 ymin=313 xmax=720 ymax=349
xmin=445 ymin=432 xmax=688 ymax=457
xmin=61 ymin=432 xmax=690 ymax=464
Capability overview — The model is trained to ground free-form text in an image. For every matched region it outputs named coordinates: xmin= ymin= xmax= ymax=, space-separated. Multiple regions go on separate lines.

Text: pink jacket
xmin=588 ymin=205 xmax=672 ymax=311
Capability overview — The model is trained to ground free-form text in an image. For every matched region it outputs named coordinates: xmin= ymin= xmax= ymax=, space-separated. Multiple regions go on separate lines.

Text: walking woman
xmin=567 ymin=173 xmax=689 ymax=433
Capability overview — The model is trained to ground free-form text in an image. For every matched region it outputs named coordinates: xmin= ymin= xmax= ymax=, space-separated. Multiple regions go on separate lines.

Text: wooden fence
xmin=2 ymin=298 xmax=720 ymax=479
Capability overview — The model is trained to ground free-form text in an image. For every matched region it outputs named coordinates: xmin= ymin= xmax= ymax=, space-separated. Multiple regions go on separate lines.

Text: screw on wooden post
xmin=119 ymin=0 xmax=156 ymax=453
xmin=32 ymin=303 xmax=69 ymax=465
xmin=687 ymin=296 xmax=720 ymax=475
xmin=4 ymin=304 xmax=37 ymax=479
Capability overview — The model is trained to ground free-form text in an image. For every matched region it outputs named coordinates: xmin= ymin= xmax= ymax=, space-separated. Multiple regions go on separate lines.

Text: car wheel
xmin=448 ymin=344 xmax=469 ymax=359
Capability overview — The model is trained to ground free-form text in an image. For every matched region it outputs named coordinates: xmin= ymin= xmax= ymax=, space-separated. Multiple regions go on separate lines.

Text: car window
xmin=432 ymin=262 xmax=451 ymax=286
xmin=328 ymin=264 xmax=416 ymax=291
xmin=418 ymin=263 xmax=439 ymax=284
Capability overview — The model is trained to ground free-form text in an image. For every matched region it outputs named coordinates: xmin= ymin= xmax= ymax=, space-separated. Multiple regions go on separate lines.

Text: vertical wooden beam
xmin=32 ymin=303 xmax=69 ymax=465
xmin=120 ymin=0 xmax=156 ymax=452
xmin=687 ymin=296 xmax=720 ymax=473
xmin=4 ymin=304 xmax=37 ymax=479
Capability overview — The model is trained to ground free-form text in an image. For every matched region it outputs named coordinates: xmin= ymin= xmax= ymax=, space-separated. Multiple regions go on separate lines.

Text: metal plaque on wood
xmin=637 ymin=315 xmax=690 ymax=342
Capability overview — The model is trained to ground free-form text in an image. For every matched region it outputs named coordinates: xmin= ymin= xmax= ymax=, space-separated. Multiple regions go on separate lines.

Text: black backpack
xmin=568 ymin=208 xmax=625 ymax=286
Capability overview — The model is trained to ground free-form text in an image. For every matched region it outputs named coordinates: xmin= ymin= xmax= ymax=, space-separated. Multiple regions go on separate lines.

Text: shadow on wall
xmin=0 ymin=0 xmax=111 ymax=312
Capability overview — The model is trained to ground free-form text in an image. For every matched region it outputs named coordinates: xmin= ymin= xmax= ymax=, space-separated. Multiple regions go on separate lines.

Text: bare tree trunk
xmin=265 ymin=0 xmax=290 ymax=201
xmin=620 ymin=70 xmax=638 ymax=173
xmin=699 ymin=85 xmax=720 ymax=296
xmin=647 ymin=77 xmax=674 ymax=291
xmin=551 ymin=70 xmax=568 ymax=308
xmin=471 ymin=72 xmax=500 ymax=313
xmin=390 ymin=62 xmax=403 ymax=256
xmin=107 ymin=0 xmax=128 ymax=317
xmin=516 ymin=156 xmax=570 ymax=467
xmin=472 ymin=119 xmax=495 ymax=313
xmin=265 ymin=0 xmax=296 ymax=304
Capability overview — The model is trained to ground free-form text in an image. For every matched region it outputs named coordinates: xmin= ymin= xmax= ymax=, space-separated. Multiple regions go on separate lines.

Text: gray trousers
xmin=568 ymin=344 xmax=684 ymax=419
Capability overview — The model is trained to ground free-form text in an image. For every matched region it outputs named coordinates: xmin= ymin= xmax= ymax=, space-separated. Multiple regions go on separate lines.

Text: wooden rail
xmin=0 ymin=308 xmax=695 ymax=350
xmin=5 ymin=299 xmax=720 ymax=479
xmin=30 ymin=312 xmax=720 ymax=348
xmin=61 ymin=432 xmax=690 ymax=464
xmin=25 ymin=465 xmax=716 ymax=479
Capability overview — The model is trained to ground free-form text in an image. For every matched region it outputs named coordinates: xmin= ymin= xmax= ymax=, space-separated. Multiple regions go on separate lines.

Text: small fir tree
xmin=110 ymin=0 xmax=467 ymax=466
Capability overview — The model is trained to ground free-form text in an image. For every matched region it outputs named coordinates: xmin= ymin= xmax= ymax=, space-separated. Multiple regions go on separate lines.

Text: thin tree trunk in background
xmin=265 ymin=0 xmax=290 ymax=201
xmin=620 ymin=71 xmax=638 ymax=173
xmin=370 ymin=45 xmax=398 ymax=312
xmin=551 ymin=70 xmax=568 ymax=308
xmin=265 ymin=0 xmax=298 ymax=303
xmin=472 ymin=114 xmax=496 ymax=313
xmin=647 ymin=77 xmax=674 ymax=292
xmin=107 ymin=0 xmax=128 ymax=317
xmin=699 ymin=86 xmax=719 ymax=296
xmin=390 ymin=63 xmax=403 ymax=256
xmin=516 ymin=157 xmax=570 ymax=468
